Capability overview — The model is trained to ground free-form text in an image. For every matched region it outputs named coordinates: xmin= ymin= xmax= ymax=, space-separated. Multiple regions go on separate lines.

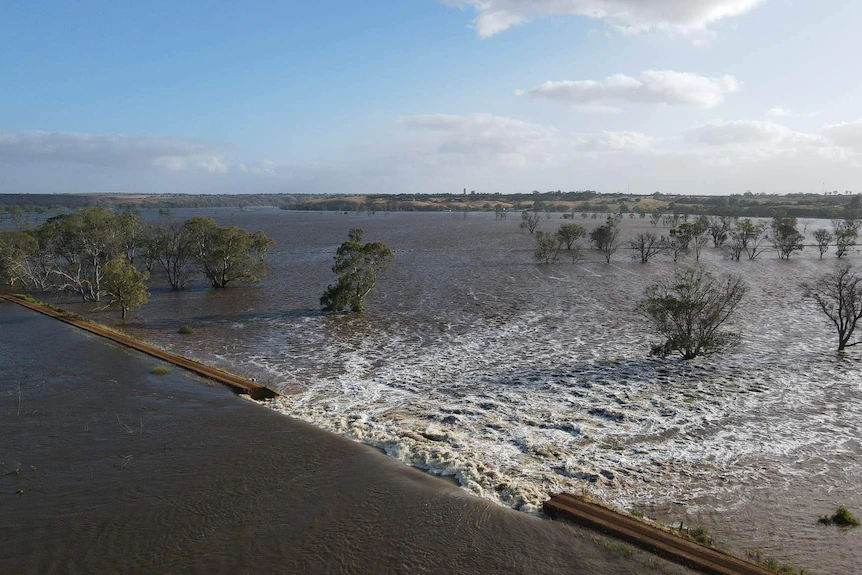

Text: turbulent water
xmin=63 ymin=208 xmax=862 ymax=573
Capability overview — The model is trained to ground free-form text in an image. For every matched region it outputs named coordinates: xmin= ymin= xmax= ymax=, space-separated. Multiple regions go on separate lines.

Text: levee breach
xmin=544 ymin=493 xmax=774 ymax=575
xmin=1 ymin=294 xmax=277 ymax=400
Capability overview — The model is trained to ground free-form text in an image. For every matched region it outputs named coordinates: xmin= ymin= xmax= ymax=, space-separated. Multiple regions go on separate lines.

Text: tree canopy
xmin=321 ymin=229 xmax=393 ymax=313
xmin=638 ymin=268 xmax=748 ymax=359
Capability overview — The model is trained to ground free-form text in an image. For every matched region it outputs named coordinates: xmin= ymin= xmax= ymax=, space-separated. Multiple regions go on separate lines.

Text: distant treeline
xmin=289 ymin=191 xmax=862 ymax=219
xmin=3 ymin=190 xmax=861 ymax=219
xmin=0 ymin=193 xmax=316 ymax=212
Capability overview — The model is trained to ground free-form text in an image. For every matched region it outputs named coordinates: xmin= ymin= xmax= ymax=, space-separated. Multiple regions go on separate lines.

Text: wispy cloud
xmin=523 ymin=70 xmax=740 ymax=109
xmin=0 ymin=131 xmax=228 ymax=173
xmin=444 ymin=0 xmax=765 ymax=39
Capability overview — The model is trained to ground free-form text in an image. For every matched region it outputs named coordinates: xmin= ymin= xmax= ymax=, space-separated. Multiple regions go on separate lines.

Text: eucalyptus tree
xmin=533 ymin=231 xmax=560 ymax=264
xmin=590 ymin=217 xmax=622 ymax=263
xmin=147 ymin=222 xmax=196 ymax=290
xmin=185 ymin=217 xmax=274 ymax=288
xmin=806 ymin=263 xmax=862 ymax=351
xmin=770 ymin=215 xmax=805 ymax=259
xmin=708 ymin=216 xmax=731 ymax=248
xmin=630 ymin=232 xmax=664 ymax=263
xmin=727 ymin=219 xmax=767 ymax=260
xmin=321 ymin=228 xmax=394 ymax=312
xmin=520 ymin=211 xmax=540 ymax=234
xmin=813 ymin=229 xmax=833 ymax=259
xmin=834 ymin=220 xmax=858 ymax=258
xmin=556 ymin=223 xmax=586 ymax=251
xmin=0 ymin=230 xmax=37 ymax=287
xmin=41 ymin=207 xmax=135 ymax=302
xmin=638 ymin=267 xmax=748 ymax=359
xmin=101 ymin=257 xmax=149 ymax=319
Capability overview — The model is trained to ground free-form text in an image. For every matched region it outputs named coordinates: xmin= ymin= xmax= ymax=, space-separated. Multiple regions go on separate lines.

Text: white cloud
xmin=683 ymin=119 xmax=824 ymax=147
xmin=575 ymin=131 xmax=656 ymax=151
xmin=0 ymin=130 xmax=228 ymax=173
xmin=766 ymin=107 xmax=792 ymax=119
xmin=525 ymin=70 xmax=740 ymax=109
xmin=822 ymin=120 xmax=862 ymax=149
xmin=444 ymin=0 xmax=765 ymax=39
xmin=395 ymin=113 xmax=559 ymax=168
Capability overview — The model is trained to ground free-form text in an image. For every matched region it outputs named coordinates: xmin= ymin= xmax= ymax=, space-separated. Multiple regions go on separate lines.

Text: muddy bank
xmin=0 ymin=302 xmax=693 ymax=575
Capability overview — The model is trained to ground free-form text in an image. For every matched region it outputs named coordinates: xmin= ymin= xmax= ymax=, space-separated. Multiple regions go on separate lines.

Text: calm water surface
xmin=61 ymin=208 xmax=862 ymax=574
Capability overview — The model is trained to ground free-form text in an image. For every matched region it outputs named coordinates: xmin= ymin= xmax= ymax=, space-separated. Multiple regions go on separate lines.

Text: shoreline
xmin=0 ymin=294 xmax=784 ymax=575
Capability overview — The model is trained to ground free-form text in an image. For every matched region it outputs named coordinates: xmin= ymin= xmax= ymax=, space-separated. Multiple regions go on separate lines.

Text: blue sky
xmin=2 ymin=0 xmax=862 ymax=195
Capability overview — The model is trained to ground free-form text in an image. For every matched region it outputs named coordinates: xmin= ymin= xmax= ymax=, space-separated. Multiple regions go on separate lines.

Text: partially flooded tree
xmin=630 ymin=232 xmax=665 ymax=263
xmin=770 ymin=215 xmax=805 ymax=259
xmin=41 ymin=207 xmax=133 ymax=301
xmin=729 ymin=219 xmax=767 ymax=260
xmin=638 ymin=268 xmax=748 ymax=359
xmin=146 ymin=222 xmax=195 ymax=290
xmin=590 ymin=217 xmax=621 ymax=263
xmin=668 ymin=223 xmax=698 ymax=263
xmin=533 ymin=231 xmax=560 ymax=264
xmin=805 ymin=263 xmax=862 ymax=351
xmin=321 ymin=228 xmax=394 ymax=313
xmin=520 ymin=211 xmax=540 ymax=234
xmin=813 ymin=229 xmax=832 ymax=259
xmin=0 ymin=230 xmax=38 ymax=287
xmin=101 ymin=256 xmax=150 ymax=319
xmin=556 ymin=223 xmax=586 ymax=250
xmin=834 ymin=220 xmax=858 ymax=258
xmin=708 ymin=216 xmax=731 ymax=248
xmin=185 ymin=217 xmax=274 ymax=288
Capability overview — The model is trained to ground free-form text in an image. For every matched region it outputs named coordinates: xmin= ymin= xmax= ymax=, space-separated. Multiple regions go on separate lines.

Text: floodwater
xmin=58 ymin=208 xmax=862 ymax=573
xmin=0 ymin=301 xmax=693 ymax=575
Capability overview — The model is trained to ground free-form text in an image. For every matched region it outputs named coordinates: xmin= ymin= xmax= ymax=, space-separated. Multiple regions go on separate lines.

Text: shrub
xmin=177 ymin=325 xmax=195 ymax=335
xmin=819 ymin=505 xmax=860 ymax=527
xmin=151 ymin=366 xmax=172 ymax=376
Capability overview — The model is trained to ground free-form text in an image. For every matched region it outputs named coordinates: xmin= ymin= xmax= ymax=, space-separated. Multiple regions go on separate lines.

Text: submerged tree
xmin=0 ymin=230 xmax=38 ymax=287
xmin=770 ymin=215 xmax=805 ymax=259
xmin=834 ymin=220 xmax=858 ymax=258
xmin=185 ymin=217 xmax=274 ymax=288
xmin=101 ymin=256 xmax=149 ymax=319
xmin=40 ymin=207 xmax=135 ymax=301
xmin=805 ymin=263 xmax=862 ymax=351
xmin=813 ymin=229 xmax=833 ymax=259
xmin=321 ymin=228 xmax=394 ymax=313
xmin=638 ymin=267 xmax=748 ymax=359
xmin=708 ymin=216 xmax=731 ymax=248
xmin=556 ymin=223 xmax=586 ymax=251
xmin=590 ymin=217 xmax=622 ymax=263
xmin=630 ymin=232 xmax=665 ymax=263
xmin=533 ymin=231 xmax=560 ymax=264
xmin=146 ymin=222 xmax=195 ymax=290
xmin=520 ymin=211 xmax=540 ymax=234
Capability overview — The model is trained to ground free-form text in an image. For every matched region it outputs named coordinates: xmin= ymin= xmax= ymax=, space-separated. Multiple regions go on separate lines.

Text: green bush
xmin=819 ymin=505 xmax=860 ymax=527
xmin=177 ymin=325 xmax=195 ymax=335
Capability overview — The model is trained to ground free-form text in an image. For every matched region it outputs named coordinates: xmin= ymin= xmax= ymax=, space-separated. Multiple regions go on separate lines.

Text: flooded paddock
xmin=57 ymin=208 xmax=862 ymax=574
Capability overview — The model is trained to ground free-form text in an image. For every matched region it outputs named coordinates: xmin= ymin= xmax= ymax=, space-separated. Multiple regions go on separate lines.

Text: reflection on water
xmin=69 ymin=208 xmax=862 ymax=574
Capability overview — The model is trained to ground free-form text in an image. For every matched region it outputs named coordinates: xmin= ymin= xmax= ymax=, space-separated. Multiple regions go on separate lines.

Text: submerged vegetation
xmin=321 ymin=228 xmax=394 ymax=313
xmin=0 ymin=207 xmax=273 ymax=318
xmin=638 ymin=268 xmax=748 ymax=359
xmin=818 ymin=505 xmax=860 ymax=527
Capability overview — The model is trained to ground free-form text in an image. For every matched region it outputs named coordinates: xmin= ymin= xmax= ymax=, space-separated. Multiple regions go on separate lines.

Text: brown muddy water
xmin=24 ymin=208 xmax=862 ymax=573
xmin=0 ymin=302 xmax=695 ymax=575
